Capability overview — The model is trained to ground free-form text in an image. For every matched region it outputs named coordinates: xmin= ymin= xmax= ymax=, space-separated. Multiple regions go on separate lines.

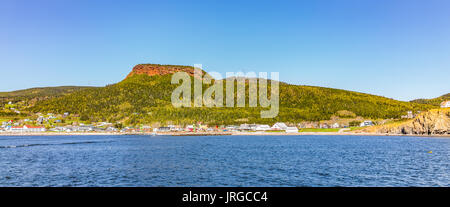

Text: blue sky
xmin=1 ymin=0 xmax=449 ymax=101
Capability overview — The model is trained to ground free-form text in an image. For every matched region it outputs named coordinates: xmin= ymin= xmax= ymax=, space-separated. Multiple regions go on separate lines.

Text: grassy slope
xmin=410 ymin=93 xmax=450 ymax=106
xmin=0 ymin=86 xmax=95 ymax=99
xmin=0 ymin=86 xmax=95 ymax=119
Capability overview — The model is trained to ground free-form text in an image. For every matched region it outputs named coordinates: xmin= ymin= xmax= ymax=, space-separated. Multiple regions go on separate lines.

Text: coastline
xmin=0 ymin=131 xmax=448 ymax=137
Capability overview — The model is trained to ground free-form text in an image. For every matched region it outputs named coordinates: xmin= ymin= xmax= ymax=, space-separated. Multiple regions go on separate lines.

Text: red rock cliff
xmin=125 ymin=64 xmax=205 ymax=79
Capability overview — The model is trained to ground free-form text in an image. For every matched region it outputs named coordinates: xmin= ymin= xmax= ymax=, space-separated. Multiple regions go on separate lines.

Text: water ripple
xmin=0 ymin=135 xmax=449 ymax=187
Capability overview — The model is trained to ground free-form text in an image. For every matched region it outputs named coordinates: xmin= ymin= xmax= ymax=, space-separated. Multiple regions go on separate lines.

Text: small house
xmin=407 ymin=111 xmax=414 ymax=119
xmin=186 ymin=125 xmax=194 ymax=132
xmin=157 ymin=127 xmax=171 ymax=132
xmin=239 ymin=124 xmax=252 ymax=131
xmin=255 ymin=125 xmax=271 ymax=131
xmin=320 ymin=123 xmax=330 ymax=129
xmin=332 ymin=123 xmax=340 ymax=128
xmin=360 ymin=121 xmax=374 ymax=127
xmin=440 ymin=101 xmax=450 ymax=108
xmin=225 ymin=125 xmax=238 ymax=131
xmin=271 ymin=122 xmax=288 ymax=131
xmin=106 ymin=127 xmax=118 ymax=132
xmin=285 ymin=127 xmax=299 ymax=133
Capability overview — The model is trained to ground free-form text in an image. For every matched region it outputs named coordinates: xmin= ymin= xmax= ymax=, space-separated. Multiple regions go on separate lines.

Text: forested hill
xmin=0 ymin=86 xmax=95 ymax=105
xmin=410 ymin=93 xmax=450 ymax=106
xmin=30 ymin=64 xmax=436 ymax=125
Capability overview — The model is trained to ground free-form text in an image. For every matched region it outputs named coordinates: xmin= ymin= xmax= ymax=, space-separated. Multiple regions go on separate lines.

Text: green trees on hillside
xmin=410 ymin=93 xmax=449 ymax=106
xmin=30 ymin=74 xmax=436 ymax=125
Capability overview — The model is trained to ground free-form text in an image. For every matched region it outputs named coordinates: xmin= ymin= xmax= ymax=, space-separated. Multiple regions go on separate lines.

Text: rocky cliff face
xmin=371 ymin=109 xmax=449 ymax=135
xmin=125 ymin=64 xmax=205 ymax=79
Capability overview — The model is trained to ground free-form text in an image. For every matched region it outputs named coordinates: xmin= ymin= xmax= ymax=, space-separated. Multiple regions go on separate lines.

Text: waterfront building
xmin=285 ymin=127 xmax=299 ymax=133
xmin=320 ymin=123 xmax=330 ymax=129
xmin=271 ymin=122 xmax=288 ymax=131
xmin=156 ymin=127 xmax=171 ymax=132
xmin=7 ymin=125 xmax=46 ymax=133
xmin=239 ymin=124 xmax=251 ymax=131
xmin=360 ymin=121 xmax=374 ymax=127
xmin=255 ymin=125 xmax=271 ymax=131
xmin=186 ymin=125 xmax=194 ymax=132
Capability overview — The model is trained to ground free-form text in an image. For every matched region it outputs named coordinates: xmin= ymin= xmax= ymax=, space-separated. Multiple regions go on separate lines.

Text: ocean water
xmin=0 ymin=135 xmax=449 ymax=187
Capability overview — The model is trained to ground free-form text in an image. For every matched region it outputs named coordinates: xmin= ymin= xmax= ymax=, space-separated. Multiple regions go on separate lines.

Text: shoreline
xmin=0 ymin=131 xmax=448 ymax=137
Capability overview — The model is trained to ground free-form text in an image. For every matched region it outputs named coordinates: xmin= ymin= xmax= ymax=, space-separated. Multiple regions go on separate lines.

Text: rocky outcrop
xmin=372 ymin=109 xmax=449 ymax=135
xmin=125 ymin=64 xmax=206 ymax=79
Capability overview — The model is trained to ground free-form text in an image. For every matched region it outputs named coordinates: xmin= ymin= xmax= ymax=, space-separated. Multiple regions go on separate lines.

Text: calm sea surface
xmin=0 ymin=135 xmax=449 ymax=186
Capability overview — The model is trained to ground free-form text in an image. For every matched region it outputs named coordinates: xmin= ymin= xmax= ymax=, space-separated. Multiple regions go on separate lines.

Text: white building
xmin=255 ymin=125 xmax=271 ymax=131
xmin=37 ymin=116 xmax=45 ymax=123
xmin=332 ymin=123 xmax=340 ymax=128
xmin=285 ymin=127 xmax=299 ymax=133
xmin=167 ymin=125 xmax=178 ymax=131
xmin=239 ymin=124 xmax=251 ymax=131
xmin=155 ymin=127 xmax=171 ymax=132
xmin=106 ymin=127 xmax=118 ymax=132
xmin=441 ymin=101 xmax=450 ymax=108
xmin=97 ymin=122 xmax=113 ymax=127
xmin=186 ymin=125 xmax=195 ymax=131
xmin=225 ymin=125 xmax=238 ymax=131
xmin=271 ymin=122 xmax=288 ymax=131
xmin=360 ymin=121 xmax=374 ymax=127
xmin=407 ymin=111 xmax=414 ymax=119
xmin=49 ymin=127 xmax=68 ymax=132
xmin=7 ymin=125 xmax=46 ymax=133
